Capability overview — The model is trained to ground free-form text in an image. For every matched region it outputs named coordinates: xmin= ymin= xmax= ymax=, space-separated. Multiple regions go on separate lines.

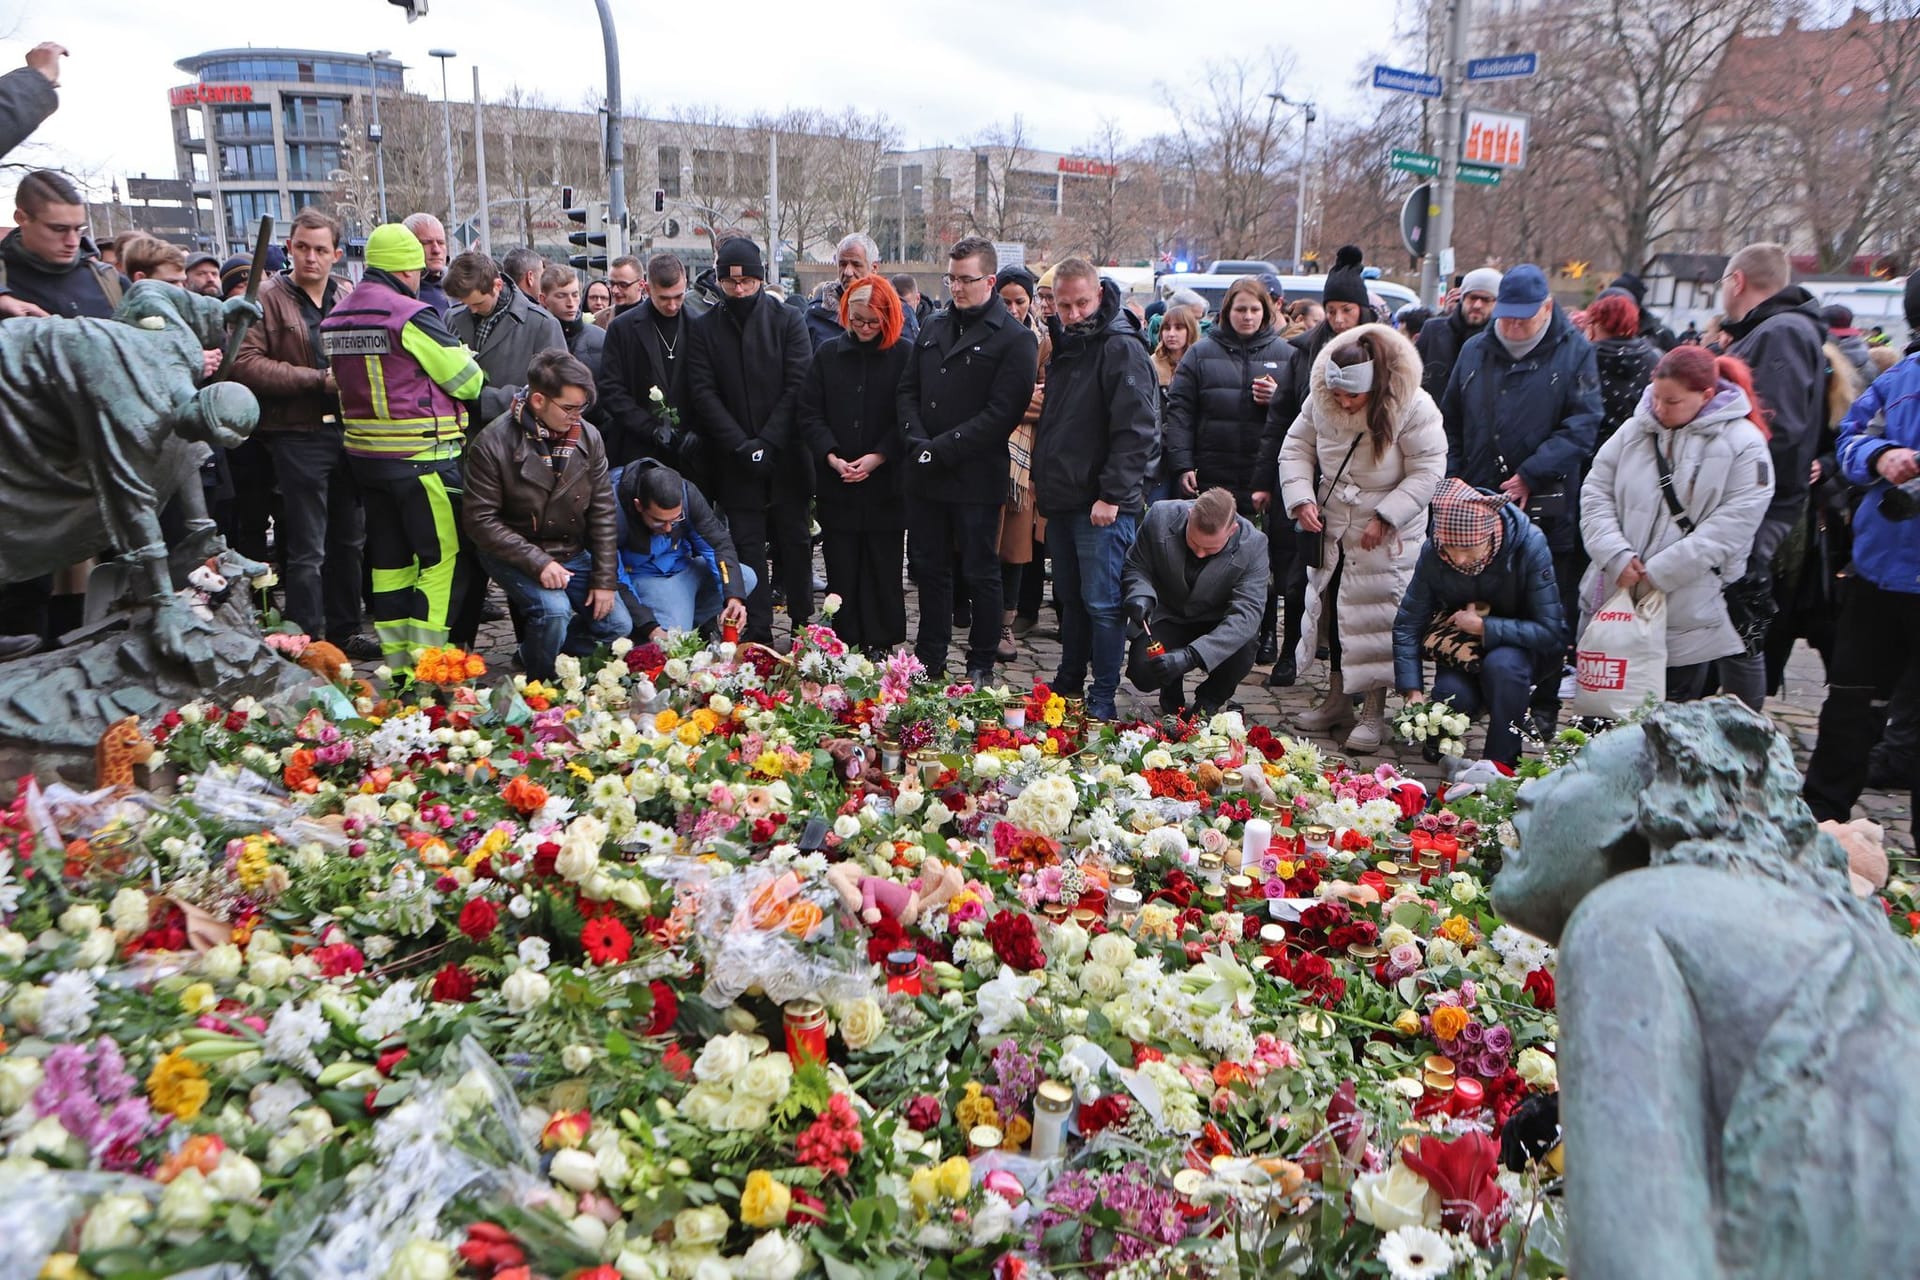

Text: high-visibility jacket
xmin=321 ymin=270 xmax=484 ymax=462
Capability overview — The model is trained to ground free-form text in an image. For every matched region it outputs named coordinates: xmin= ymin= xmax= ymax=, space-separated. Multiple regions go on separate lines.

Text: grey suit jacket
xmin=1121 ymin=499 xmax=1269 ymax=671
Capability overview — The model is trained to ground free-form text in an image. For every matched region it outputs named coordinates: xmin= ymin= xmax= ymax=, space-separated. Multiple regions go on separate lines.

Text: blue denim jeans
xmin=1429 ymin=644 xmax=1535 ymax=767
xmin=623 ymin=559 xmax=758 ymax=633
xmin=480 ymin=550 xmax=631 ymax=680
xmin=1046 ymin=508 xmax=1139 ymax=715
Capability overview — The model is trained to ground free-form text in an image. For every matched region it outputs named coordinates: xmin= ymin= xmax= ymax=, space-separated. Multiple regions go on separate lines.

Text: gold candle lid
xmin=1108 ymin=866 xmax=1135 ymax=888
xmin=1424 ymin=1055 xmax=1456 ymax=1076
xmin=1346 ymin=943 xmax=1381 ymax=960
xmin=1374 ymin=861 xmax=1400 ymax=876
xmin=1422 ymin=1072 xmax=1457 ymax=1092
xmin=1071 ymin=908 xmax=1098 ymax=926
xmin=1197 ymin=849 xmax=1224 ymax=869
xmin=1258 ymin=923 xmax=1286 ymax=944
xmin=969 ymin=1124 xmax=1004 ymax=1148
xmin=1225 ymin=874 xmax=1254 ymax=892
xmin=1036 ymin=1080 xmax=1073 ymax=1109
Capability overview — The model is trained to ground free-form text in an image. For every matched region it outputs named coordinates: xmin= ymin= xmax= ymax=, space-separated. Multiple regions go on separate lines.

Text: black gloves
xmin=736 ymin=438 xmax=772 ymax=473
xmin=1146 ymin=646 xmax=1198 ymax=686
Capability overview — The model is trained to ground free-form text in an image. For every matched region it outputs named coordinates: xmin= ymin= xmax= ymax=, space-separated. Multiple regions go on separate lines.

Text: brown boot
xmin=1293 ymin=672 xmax=1356 ymax=734
xmin=1344 ymin=689 xmax=1390 ymax=753
xmin=996 ymin=610 xmax=1018 ymax=662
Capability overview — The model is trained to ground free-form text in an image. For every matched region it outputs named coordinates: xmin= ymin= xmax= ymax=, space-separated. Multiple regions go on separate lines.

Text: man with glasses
xmin=601 ymin=252 xmax=693 ymax=468
xmin=899 ymin=235 xmax=1038 ymax=685
xmin=685 ymin=236 xmax=812 ymax=643
xmin=0 ymin=169 xmax=123 ymax=320
xmin=462 ymin=349 xmax=630 ymax=678
xmin=613 ymin=459 xmax=750 ymax=636
xmin=607 ymin=255 xmax=645 ymax=318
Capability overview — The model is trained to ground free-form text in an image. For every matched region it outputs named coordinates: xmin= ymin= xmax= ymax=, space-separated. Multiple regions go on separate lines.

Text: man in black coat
xmin=684 ymin=237 xmax=813 ymax=643
xmin=1122 ymin=489 xmax=1268 ymax=717
xmin=537 ymin=265 xmax=606 ymax=412
xmin=1034 ymin=259 xmax=1157 ymax=719
xmin=600 ymin=253 xmax=693 ymax=470
xmin=899 ymin=235 xmax=1038 ymax=683
xmin=0 ymin=169 xmax=123 ymax=320
xmin=1416 ymin=267 xmax=1501 ymax=401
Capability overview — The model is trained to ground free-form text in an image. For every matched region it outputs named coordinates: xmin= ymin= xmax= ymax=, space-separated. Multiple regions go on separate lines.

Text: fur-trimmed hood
xmin=1307 ymin=322 xmax=1424 ymax=415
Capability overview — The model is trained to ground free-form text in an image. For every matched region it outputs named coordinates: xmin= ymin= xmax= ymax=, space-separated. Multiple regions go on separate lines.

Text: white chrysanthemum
xmin=264 ymin=1000 xmax=329 ymax=1078
xmin=1377 ymin=1224 xmax=1455 ymax=1280
xmin=247 ymin=1079 xmax=312 ymax=1130
xmin=39 ymin=971 xmax=99 ymax=1039
xmin=358 ymin=980 xmax=423 ymax=1044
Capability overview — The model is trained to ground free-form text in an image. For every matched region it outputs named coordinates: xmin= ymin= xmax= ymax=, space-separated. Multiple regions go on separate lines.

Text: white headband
xmin=1326 ymin=360 xmax=1375 ymax=394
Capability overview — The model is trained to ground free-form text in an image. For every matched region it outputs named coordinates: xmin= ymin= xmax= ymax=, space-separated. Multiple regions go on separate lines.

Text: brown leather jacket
xmin=462 ymin=404 xmax=619 ymax=590
xmin=229 ymin=272 xmax=349 ymax=432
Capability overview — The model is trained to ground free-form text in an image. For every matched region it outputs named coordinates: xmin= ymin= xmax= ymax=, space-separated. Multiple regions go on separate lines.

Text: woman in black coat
xmin=799 ymin=275 xmax=911 ymax=654
xmin=1164 ymin=277 xmax=1299 ymax=512
xmin=1586 ymin=292 xmax=1659 ymax=449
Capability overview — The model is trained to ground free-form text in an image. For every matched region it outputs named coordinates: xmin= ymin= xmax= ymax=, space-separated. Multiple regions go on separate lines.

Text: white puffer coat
xmin=1278 ymin=324 xmax=1448 ymax=693
xmin=1577 ymin=383 xmax=1775 ymax=666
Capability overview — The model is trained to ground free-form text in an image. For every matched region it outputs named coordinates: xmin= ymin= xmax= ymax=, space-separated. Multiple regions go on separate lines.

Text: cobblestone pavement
xmin=469 ymin=562 xmax=1912 ymax=856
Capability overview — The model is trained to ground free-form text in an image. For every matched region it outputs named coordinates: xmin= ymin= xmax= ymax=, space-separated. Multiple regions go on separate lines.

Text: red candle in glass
xmin=1434 ymin=832 xmax=1460 ymax=869
xmin=884 ymin=950 xmax=923 ymax=996
xmin=1410 ymin=829 xmax=1435 ymax=853
xmin=783 ymin=999 xmax=828 ymax=1065
xmin=722 ymin=622 xmax=739 ymax=644
xmin=1450 ymin=1075 xmax=1485 ymax=1115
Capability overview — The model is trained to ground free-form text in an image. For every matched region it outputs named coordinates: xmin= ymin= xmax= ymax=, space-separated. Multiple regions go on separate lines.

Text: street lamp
xmin=366 ymin=50 xmax=391 ymax=224
xmin=429 ymin=49 xmax=458 ymax=238
xmin=1268 ymin=90 xmax=1316 ymax=274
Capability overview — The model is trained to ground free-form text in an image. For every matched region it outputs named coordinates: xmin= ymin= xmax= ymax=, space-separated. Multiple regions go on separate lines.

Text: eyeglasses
xmin=610 ymin=277 xmax=642 ymax=293
xmin=549 ymin=399 xmax=590 ymax=421
xmin=944 ymin=272 xmax=988 ymax=288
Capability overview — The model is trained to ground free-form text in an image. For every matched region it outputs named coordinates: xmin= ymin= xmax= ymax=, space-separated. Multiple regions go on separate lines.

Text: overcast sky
xmin=3 ymin=0 xmax=1406 ymax=200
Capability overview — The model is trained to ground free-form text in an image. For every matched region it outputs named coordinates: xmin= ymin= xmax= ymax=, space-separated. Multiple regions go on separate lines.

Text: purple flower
xmin=1482 ymin=1024 xmax=1513 ymax=1057
xmin=1457 ymin=1021 xmax=1486 ymax=1048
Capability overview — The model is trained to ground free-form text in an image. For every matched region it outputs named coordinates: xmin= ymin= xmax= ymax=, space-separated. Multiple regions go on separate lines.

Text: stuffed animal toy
xmin=1820 ymin=818 xmax=1889 ymax=898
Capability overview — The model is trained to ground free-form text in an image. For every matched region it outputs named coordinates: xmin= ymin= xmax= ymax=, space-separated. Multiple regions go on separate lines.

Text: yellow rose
xmin=954 ymin=1082 xmax=1000 ymax=1133
xmin=653 ymin=709 xmax=681 ymax=733
xmin=677 ymin=722 xmax=704 ymax=747
xmin=909 ymin=1166 xmax=941 ymax=1210
xmin=836 ymin=998 xmax=884 ymax=1051
xmin=180 ymin=983 xmax=217 ymax=1015
xmin=1393 ymin=1010 xmax=1423 ymax=1038
xmin=935 ymin=1155 xmax=972 ymax=1201
xmin=740 ymin=1169 xmax=792 ymax=1229
xmin=1430 ymin=1005 xmax=1469 ymax=1041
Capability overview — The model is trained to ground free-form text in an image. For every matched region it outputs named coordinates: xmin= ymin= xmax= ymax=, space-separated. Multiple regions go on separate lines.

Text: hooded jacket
xmin=1278 ymin=323 xmax=1449 ymax=691
xmin=1725 ymin=286 xmax=1827 ymax=573
xmin=1393 ymin=502 xmax=1564 ymax=692
xmin=1578 ymin=383 xmax=1775 ymax=665
xmin=1593 ymin=334 xmax=1660 ymax=448
xmin=449 ymin=282 xmax=569 ymax=423
xmin=1032 ymin=276 xmax=1158 ymax=516
xmin=684 ymin=287 xmax=813 ymax=507
xmin=613 ymin=457 xmax=746 ymax=596
xmin=1163 ymin=321 xmax=1300 ymax=509
xmin=900 ymin=292 xmax=1038 ymax=505
xmin=1440 ymin=305 xmax=1602 ymax=554
xmin=1836 ymin=352 xmax=1920 ymax=594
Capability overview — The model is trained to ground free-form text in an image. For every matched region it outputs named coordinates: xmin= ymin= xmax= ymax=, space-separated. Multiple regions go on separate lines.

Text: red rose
xmin=431 ymin=962 xmax=478 ymax=1003
xmin=643 ymin=980 xmax=679 ymax=1036
xmin=224 ymin=710 xmax=248 ymax=731
xmin=377 ymin=1047 xmax=410 ymax=1076
xmin=865 ymin=913 xmax=908 ymax=964
xmin=1522 ymin=968 xmax=1555 ymax=1011
xmin=457 ymin=1223 xmax=526 ymax=1274
xmin=314 ymin=941 xmax=366 ymax=977
xmin=1402 ymin=1131 xmax=1509 ymax=1244
xmin=1299 ymin=902 xmax=1351 ymax=932
xmin=904 ymin=1094 xmax=943 ymax=1131
xmin=1283 ymin=951 xmax=1347 ymax=1007
xmin=662 ymin=1042 xmax=693 ymax=1078
xmin=458 ymin=898 xmax=500 ymax=943
xmin=983 ymin=909 xmax=1045 ymax=970
xmin=787 ymin=1187 xmax=827 ymax=1228
xmin=1076 ymin=1094 xmax=1132 ymax=1135
xmin=1327 ymin=921 xmax=1378 ymax=951
xmin=532 ymin=841 xmax=561 ymax=878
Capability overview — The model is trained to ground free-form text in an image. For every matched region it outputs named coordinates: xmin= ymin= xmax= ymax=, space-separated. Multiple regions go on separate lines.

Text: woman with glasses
xmin=1393 ymin=478 xmax=1565 ymax=768
xmin=799 ymin=275 xmax=911 ymax=655
xmin=584 ymin=278 xmax=613 ymax=327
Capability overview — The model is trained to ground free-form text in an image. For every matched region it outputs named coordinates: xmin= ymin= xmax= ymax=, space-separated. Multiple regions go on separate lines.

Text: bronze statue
xmin=1495 ymin=698 xmax=1920 ymax=1279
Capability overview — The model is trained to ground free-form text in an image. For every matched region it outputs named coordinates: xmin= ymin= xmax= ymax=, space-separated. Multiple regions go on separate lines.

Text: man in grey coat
xmin=1121 ymin=488 xmax=1269 ymax=716
xmin=0 ymin=41 xmax=61 ymax=160
xmin=445 ymin=249 xmax=567 ymax=423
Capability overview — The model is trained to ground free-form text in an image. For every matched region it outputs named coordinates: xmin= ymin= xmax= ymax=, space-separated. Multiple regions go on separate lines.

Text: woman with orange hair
xmin=1586 ymin=290 xmax=1660 ymax=450
xmin=799 ymin=275 xmax=911 ymax=653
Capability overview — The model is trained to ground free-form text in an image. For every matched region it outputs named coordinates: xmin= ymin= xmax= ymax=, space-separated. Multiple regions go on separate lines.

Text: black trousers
xmin=1804 ymin=576 xmax=1920 ymax=822
xmin=216 ymin=437 xmax=279 ymax=565
xmin=821 ymin=528 xmax=905 ymax=653
xmin=908 ymin=499 xmax=1003 ymax=676
xmin=1268 ymin=518 xmax=1308 ymax=656
xmin=263 ymin=431 xmax=366 ymax=642
xmin=1127 ymin=615 xmax=1258 ymax=711
xmin=729 ymin=498 xmax=812 ymax=644
xmin=1017 ymin=537 xmax=1047 ymax=619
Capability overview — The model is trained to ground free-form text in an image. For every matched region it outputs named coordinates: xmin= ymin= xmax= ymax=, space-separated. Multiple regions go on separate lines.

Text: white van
xmin=1156 ymin=271 xmax=1420 ymax=318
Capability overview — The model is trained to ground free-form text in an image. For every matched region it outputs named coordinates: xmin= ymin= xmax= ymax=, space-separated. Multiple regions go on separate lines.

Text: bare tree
xmin=816 ymin=108 xmax=901 ymax=253
xmin=1058 ymin=119 xmax=1156 ymax=266
xmin=969 ymin=115 xmax=1052 ymax=244
xmin=1155 ymin=52 xmax=1296 ymax=259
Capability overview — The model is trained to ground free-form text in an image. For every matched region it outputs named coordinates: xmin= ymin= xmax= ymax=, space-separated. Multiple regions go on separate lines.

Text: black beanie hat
xmin=1320 ymin=245 xmax=1369 ymax=309
xmin=715 ymin=237 xmax=764 ymax=281
xmin=996 ymin=265 xmax=1038 ymax=301
xmin=1607 ymin=272 xmax=1648 ymax=304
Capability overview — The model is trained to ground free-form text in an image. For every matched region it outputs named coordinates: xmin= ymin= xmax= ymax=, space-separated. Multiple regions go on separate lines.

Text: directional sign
xmin=1467 ymin=52 xmax=1538 ymax=81
xmin=1459 ymin=163 xmax=1502 ymax=186
xmin=1390 ymin=148 xmax=1439 ymax=177
xmin=1373 ymin=65 xmax=1443 ymax=98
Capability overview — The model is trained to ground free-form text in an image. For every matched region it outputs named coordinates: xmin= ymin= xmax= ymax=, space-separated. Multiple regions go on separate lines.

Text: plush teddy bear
xmin=823 ymin=737 xmax=891 ymax=796
xmin=177 ymin=559 xmax=231 ymax=621
xmin=826 ymin=856 xmax=966 ymax=927
xmin=1820 ymin=818 xmax=1889 ymax=898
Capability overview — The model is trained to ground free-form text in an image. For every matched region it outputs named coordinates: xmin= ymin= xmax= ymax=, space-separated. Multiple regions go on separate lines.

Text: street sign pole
xmin=1421 ymin=0 xmax=1471 ymax=307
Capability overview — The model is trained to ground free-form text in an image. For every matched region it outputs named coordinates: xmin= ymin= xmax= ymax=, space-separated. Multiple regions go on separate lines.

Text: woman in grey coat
xmin=1578 ymin=345 xmax=1776 ymax=703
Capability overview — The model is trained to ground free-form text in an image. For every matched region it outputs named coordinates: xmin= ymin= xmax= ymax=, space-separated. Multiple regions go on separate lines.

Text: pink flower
xmin=1035 ymin=865 xmax=1065 ymax=901
xmin=743 ymin=788 xmax=773 ymax=819
xmin=706 ymin=783 xmax=735 ymax=811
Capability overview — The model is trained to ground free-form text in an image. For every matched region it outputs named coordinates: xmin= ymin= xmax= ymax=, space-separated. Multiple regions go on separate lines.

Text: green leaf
xmin=605 ymin=1027 xmax=633 ymax=1060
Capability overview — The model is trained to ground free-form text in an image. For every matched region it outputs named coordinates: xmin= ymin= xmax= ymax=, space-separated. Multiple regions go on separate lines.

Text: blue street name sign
xmin=1372 ymin=65 xmax=1443 ymax=97
xmin=1466 ymin=52 xmax=1538 ymax=81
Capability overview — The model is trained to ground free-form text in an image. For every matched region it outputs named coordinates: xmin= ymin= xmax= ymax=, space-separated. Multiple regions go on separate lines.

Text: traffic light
xmin=653 ymin=188 xmax=665 ymax=213
xmin=566 ymin=206 xmax=607 ymax=251
xmin=388 ymin=0 xmax=428 ymax=20
xmin=571 ymin=254 xmax=609 ymax=270
xmin=561 ymin=185 xmax=575 ymax=210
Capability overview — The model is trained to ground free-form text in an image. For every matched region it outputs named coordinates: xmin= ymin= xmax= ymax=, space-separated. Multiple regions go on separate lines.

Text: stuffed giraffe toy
xmin=94 ymin=715 xmax=154 ymax=790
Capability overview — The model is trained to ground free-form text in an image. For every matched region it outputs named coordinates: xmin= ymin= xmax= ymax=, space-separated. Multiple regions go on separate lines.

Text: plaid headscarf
xmin=1431 ymin=478 xmax=1508 ymax=575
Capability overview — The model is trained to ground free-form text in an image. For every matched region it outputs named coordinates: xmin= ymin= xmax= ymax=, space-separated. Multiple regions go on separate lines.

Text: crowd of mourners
xmin=3 ymin=130 xmax=1918 ymax=825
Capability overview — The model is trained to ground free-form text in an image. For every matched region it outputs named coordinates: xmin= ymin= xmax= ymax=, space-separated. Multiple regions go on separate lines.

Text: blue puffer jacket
xmin=1392 ymin=502 xmax=1565 ymax=692
xmin=1440 ymin=307 xmax=1602 ymax=554
xmin=1836 ymin=352 xmax=1920 ymax=594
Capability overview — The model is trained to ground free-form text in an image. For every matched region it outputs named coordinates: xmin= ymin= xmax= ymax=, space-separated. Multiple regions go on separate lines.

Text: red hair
xmin=1654 ymin=346 xmax=1770 ymax=437
xmin=1584 ymin=293 xmax=1640 ymax=340
xmin=839 ymin=274 xmax=905 ymax=349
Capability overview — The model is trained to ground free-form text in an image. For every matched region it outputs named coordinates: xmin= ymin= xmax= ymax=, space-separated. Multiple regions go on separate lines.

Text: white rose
xmin=613 ymin=879 xmax=652 ymax=913
xmin=969 ymin=1192 xmax=1014 ymax=1247
xmin=615 ymin=1246 xmax=669 ymax=1280
xmin=501 ymin=968 xmax=552 ymax=1014
xmin=108 ymin=888 xmax=150 ymax=935
xmin=562 ymin=1044 xmax=595 ymax=1073
xmin=0 ymin=929 xmax=24 ymax=963
xmin=1449 ymin=877 xmax=1479 ymax=905
xmin=712 ymin=1096 xmax=772 ymax=1131
xmin=733 ymin=1052 xmax=794 ymax=1104
xmin=58 ymin=904 xmax=102 ymax=937
xmin=555 ymin=842 xmax=598 ymax=882
xmin=385 ymin=1238 xmax=457 ymax=1280
xmin=894 ymin=788 xmax=925 ymax=817
xmin=673 ymin=1204 xmax=730 ymax=1247
xmin=734 ymin=1229 xmax=810 ymax=1280
xmin=676 ymin=1081 xmax=730 ymax=1127
xmin=833 ymin=814 xmax=863 ymax=841
xmin=1079 ymin=963 xmax=1124 ymax=1001
xmin=550 ymin=1147 xmax=601 ymax=1192
xmin=972 ymin=752 xmax=1003 ymax=780
xmin=1350 ymin=1161 xmax=1441 ymax=1231
xmin=74 ymin=928 xmax=116 ymax=968
xmin=1088 ymin=932 xmax=1136 ymax=968
xmin=248 ymin=952 xmax=294 ymax=988
xmin=0 ymin=1057 xmax=42 ymax=1114
xmin=80 ymin=1191 xmax=150 ymax=1252
xmin=692 ymin=1032 xmax=755 ymax=1083
xmin=208 ymin=1150 xmax=262 ymax=1201
xmin=836 ymin=997 xmax=884 ymax=1051
xmin=569 ymin=1212 xmax=610 ymax=1252
xmin=1516 ymin=1047 xmax=1557 ymax=1089
xmin=156 ymin=1167 xmax=217 ymax=1240
xmin=6 ymin=983 xmax=45 ymax=1030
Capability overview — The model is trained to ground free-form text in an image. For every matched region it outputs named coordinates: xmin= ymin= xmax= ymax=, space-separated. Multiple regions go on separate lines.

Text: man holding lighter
xmin=1121 ymin=488 xmax=1268 ymax=718
xmin=614 ymin=460 xmax=751 ymax=638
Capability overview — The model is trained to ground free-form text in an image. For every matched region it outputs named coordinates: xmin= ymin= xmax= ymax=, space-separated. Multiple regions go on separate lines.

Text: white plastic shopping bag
xmin=1572 ymin=585 xmax=1667 ymax=719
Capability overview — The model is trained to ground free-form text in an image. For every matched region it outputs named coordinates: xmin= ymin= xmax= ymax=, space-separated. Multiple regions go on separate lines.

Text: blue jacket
xmin=610 ymin=461 xmax=744 ymax=597
xmin=1440 ymin=307 xmax=1602 ymax=553
xmin=1836 ymin=352 xmax=1920 ymax=594
xmin=1393 ymin=502 xmax=1565 ymax=692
